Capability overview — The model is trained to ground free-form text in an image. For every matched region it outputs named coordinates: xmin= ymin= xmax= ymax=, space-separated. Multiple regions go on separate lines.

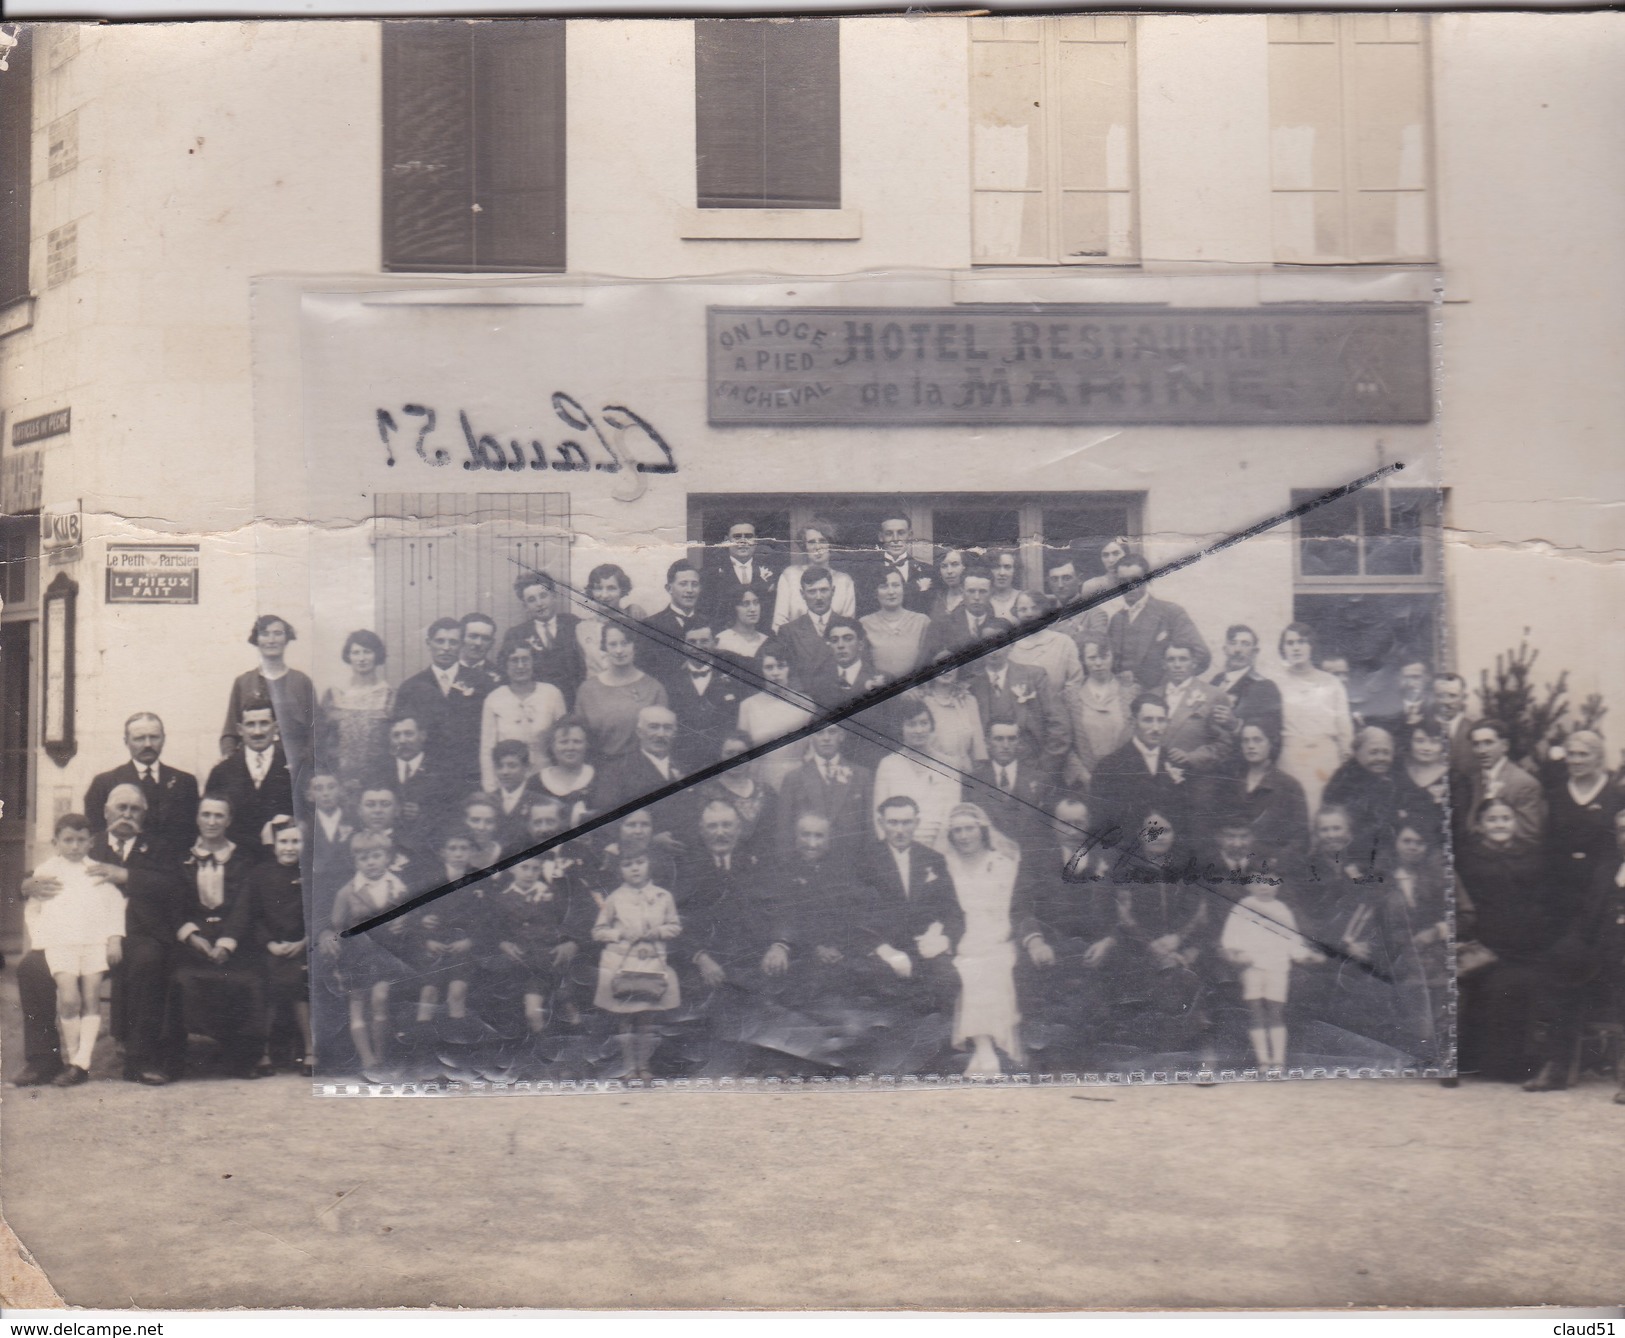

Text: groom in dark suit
xmin=84 ymin=712 xmax=199 ymax=852
xmin=205 ymin=701 xmax=295 ymax=850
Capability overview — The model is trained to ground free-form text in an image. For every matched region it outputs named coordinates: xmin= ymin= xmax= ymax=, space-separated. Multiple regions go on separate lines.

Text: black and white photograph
xmin=0 ymin=9 xmax=1622 ymax=1313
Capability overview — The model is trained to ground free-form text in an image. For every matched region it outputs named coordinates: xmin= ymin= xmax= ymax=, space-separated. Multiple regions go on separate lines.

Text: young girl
xmin=323 ymin=830 xmax=410 ymax=1073
xmin=1220 ymin=879 xmax=1325 ymax=1071
xmin=253 ymin=818 xmax=313 ymax=1075
xmin=592 ymin=852 xmax=681 ymax=1081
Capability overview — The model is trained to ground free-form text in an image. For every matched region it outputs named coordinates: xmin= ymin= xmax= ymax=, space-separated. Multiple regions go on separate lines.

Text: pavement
xmin=3 ymin=975 xmax=1622 ymax=1311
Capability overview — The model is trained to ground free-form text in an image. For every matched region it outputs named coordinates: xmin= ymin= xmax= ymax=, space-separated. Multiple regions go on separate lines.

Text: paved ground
xmin=3 ymin=976 xmax=1622 ymax=1311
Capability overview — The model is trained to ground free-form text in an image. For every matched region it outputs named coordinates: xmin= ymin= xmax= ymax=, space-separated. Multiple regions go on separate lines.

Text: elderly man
xmin=1322 ymin=726 xmax=1403 ymax=854
xmin=205 ymin=700 xmax=295 ymax=850
xmin=14 ymin=785 xmax=179 ymax=1086
xmin=84 ymin=712 xmax=199 ymax=851
xmin=1105 ymin=556 xmax=1210 ymax=690
xmin=1459 ymin=719 xmax=1548 ymax=845
xmin=594 ymin=706 xmax=684 ymax=815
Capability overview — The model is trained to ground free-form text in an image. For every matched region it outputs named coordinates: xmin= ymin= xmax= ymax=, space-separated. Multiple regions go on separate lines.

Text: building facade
xmin=0 ymin=14 xmax=1621 ymax=943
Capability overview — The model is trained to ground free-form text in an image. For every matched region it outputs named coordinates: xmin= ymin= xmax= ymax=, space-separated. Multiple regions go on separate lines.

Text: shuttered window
xmin=382 ymin=20 xmax=566 ymax=273
xmin=970 ymin=17 xmax=1137 ymax=266
xmin=0 ymin=24 xmax=33 ymax=307
xmin=1269 ymin=14 xmax=1433 ymax=263
xmin=694 ymin=18 xmax=840 ymax=210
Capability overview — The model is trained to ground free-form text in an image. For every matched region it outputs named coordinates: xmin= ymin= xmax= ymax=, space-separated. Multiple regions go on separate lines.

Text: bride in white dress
xmin=943 ymin=802 xmax=1026 ymax=1077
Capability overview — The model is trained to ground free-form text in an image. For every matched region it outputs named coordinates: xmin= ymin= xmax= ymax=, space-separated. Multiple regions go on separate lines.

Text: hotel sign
xmin=707 ymin=306 xmax=1431 ymax=427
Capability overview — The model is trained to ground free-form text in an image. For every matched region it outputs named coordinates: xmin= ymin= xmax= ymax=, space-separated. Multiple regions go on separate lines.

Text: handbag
xmin=1456 ymin=939 xmax=1499 ymax=977
xmin=611 ymin=944 xmax=669 ymax=1004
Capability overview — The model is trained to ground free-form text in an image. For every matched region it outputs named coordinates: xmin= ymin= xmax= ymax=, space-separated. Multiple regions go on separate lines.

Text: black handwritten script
xmin=707 ymin=305 xmax=1432 ymax=427
xmin=373 ymin=393 xmax=679 ymax=475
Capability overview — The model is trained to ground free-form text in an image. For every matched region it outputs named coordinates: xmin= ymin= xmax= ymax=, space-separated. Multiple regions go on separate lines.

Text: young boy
xmin=324 ymin=830 xmax=410 ymax=1073
xmin=488 ymin=741 xmax=543 ymax=849
xmin=25 ymin=814 xmax=126 ymax=1086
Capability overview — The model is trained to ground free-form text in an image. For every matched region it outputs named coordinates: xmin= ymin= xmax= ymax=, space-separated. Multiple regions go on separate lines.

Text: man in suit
xmin=394 ymin=618 xmax=487 ymax=785
xmin=375 ymin=715 xmax=453 ymax=828
xmin=1158 ymin=641 xmax=1237 ymax=836
xmin=857 ymin=795 xmax=965 ymax=966
xmin=776 ymin=568 xmax=840 ymax=687
xmin=920 ymin=563 xmax=996 ymax=663
xmin=1208 ymin=625 xmax=1284 ymax=745
xmin=1432 ymin=672 xmax=1478 ymax=775
xmin=805 ymin=617 xmax=887 ymax=712
xmin=84 ymin=711 xmax=200 ymax=851
xmin=1105 ymin=556 xmax=1211 ymax=690
xmin=852 ymin=512 xmax=935 ymax=617
xmin=499 ymin=573 xmax=584 ymax=709
xmin=970 ymin=720 xmax=1052 ymax=855
xmin=1369 ymin=658 xmax=1433 ymax=743
xmin=1323 ymin=726 xmax=1403 ymax=855
xmin=666 ymin=624 xmax=743 ymax=772
xmin=593 ymin=706 xmax=684 ymax=816
xmin=966 ymin=619 xmax=1071 ymax=780
xmin=205 ymin=700 xmax=295 ymax=851
xmin=458 ymin=611 xmax=501 ymax=678
xmin=777 ymin=725 xmax=875 ymax=855
xmin=351 ymin=784 xmax=423 ymax=888
xmin=702 ymin=518 xmax=778 ymax=631
xmin=1091 ymin=694 xmax=1190 ymax=838
xmin=304 ymin=770 xmax=354 ymax=932
xmin=92 ymin=784 xmax=187 ymax=1084
xmin=1460 ymin=719 xmax=1548 ymax=844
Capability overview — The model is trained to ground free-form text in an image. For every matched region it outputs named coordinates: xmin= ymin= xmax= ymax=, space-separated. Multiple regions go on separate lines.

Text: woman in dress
xmin=317 ymin=628 xmax=394 ymax=795
xmin=942 ymin=802 xmax=1028 ymax=1077
xmin=574 ymin=564 xmax=646 ymax=681
xmin=1382 ymin=821 xmax=1453 ymax=1059
xmin=1062 ymin=639 xmax=1134 ymax=788
xmin=1273 ymin=622 xmax=1354 ymax=817
xmin=537 ymin=715 xmax=597 ymax=827
xmin=1455 ymin=796 xmax=1560 ymax=1081
xmin=1543 ymin=729 xmax=1623 ymax=904
xmin=1008 ymin=590 xmax=1082 ymax=693
xmin=772 ymin=518 xmax=856 ymax=632
xmin=1394 ymin=719 xmax=1451 ymax=839
xmin=736 ymin=641 xmax=816 ymax=791
xmin=928 ymin=548 xmax=967 ymax=619
xmin=872 ymin=697 xmax=963 ymax=851
xmin=223 ymin=613 xmax=317 ymax=775
xmin=1235 ymin=721 xmax=1311 ymax=863
xmin=989 ymin=548 xmax=1022 ymax=621
xmin=860 ymin=567 xmax=932 ymax=678
xmin=251 ymin=818 xmax=313 ymax=1075
xmin=715 ymin=588 xmax=769 ymax=663
xmin=1072 ymin=537 xmax=1137 ymax=650
xmin=691 ymin=732 xmax=779 ymax=858
xmin=479 ymin=644 xmax=568 ymax=792
xmin=918 ymin=663 xmax=988 ymax=774
xmin=574 ymin=622 xmax=669 ymax=762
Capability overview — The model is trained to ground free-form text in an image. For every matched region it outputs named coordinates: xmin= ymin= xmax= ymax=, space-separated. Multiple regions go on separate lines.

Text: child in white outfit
xmin=26 ymin=814 xmax=126 ymax=1085
xmin=1220 ymin=884 xmax=1323 ymax=1070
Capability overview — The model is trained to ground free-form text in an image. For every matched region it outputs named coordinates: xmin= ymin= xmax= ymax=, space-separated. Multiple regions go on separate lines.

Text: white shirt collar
xmin=431 ymin=662 xmax=458 ymax=691
xmin=245 ymin=746 xmax=273 ymax=781
xmin=1132 ymin=737 xmax=1161 ymax=771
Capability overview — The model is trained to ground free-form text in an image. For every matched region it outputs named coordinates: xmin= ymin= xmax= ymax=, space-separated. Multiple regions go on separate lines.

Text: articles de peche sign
xmin=706 ymin=305 xmax=1431 ymax=427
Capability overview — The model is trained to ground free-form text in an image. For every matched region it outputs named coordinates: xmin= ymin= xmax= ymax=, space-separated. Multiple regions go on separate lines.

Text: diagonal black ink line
xmin=344 ymin=463 xmax=1404 ymax=940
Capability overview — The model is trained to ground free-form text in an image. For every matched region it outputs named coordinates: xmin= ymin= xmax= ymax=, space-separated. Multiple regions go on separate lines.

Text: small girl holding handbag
xmin=592 ymin=851 xmax=681 ymax=1081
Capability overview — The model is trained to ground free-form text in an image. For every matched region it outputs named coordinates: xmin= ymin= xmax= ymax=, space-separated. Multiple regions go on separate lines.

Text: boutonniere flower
xmin=923 ymin=867 xmax=938 ymax=884
xmin=1156 ymin=630 xmax=1168 ymax=641
xmin=760 ymin=567 xmax=775 ymax=582
xmin=916 ymin=576 xmax=933 ymax=592
xmin=1012 ymin=684 xmax=1036 ymax=705
xmin=831 ymin=763 xmax=853 ymax=785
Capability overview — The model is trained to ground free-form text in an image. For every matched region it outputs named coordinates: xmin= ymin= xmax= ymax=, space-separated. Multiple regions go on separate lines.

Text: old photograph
xmin=0 ymin=10 xmax=1622 ymax=1311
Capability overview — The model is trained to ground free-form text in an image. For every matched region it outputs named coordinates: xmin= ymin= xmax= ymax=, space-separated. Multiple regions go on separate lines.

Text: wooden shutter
xmin=1269 ymin=14 xmax=1431 ymax=263
xmin=0 ymin=25 xmax=33 ymax=308
xmin=695 ymin=18 xmax=840 ymax=210
xmin=382 ymin=20 xmax=565 ymax=273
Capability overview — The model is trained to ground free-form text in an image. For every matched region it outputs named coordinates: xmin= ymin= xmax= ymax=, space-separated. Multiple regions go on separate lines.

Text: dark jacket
xmin=85 ymin=761 xmax=199 ymax=850
xmin=91 ymin=831 xmax=184 ymax=945
xmin=205 ymin=745 xmax=295 ymax=851
xmin=855 ymin=839 xmax=965 ymax=959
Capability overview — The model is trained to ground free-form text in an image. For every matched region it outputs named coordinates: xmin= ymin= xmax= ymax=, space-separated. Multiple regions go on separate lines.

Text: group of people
xmin=13 ymin=511 xmax=1623 ymax=1095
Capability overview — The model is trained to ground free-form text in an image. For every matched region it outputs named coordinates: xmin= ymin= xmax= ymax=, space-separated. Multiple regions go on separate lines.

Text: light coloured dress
xmin=873 ymin=754 xmax=963 ymax=851
xmin=318 ymin=678 xmax=395 ymax=788
xmin=592 ymin=882 xmax=681 ymax=1013
xmin=860 ymin=609 xmax=932 ymax=678
xmin=479 ymin=682 xmax=569 ymax=791
xmin=716 ymin=627 xmax=769 ymax=662
xmin=1063 ymin=673 xmax=1136 ymax=786
xmin=738 ymin=690 xmax=816 ymax=790
xmin=575 ymin=673 xmax=669 ymax=761
xmin=917 ymin=689 xmax=988 ymax=774
xmin=1220 ymin=895 xmax=1319 ymax=1003
xmin=575 ymin=603 xmax=648 ymax=680
xmin=1274 ymin=667 xmax=1355 ymax=817
xmin=1010 ymin=628 xmax=1083 ymax=694
xmin=945 ymin=847 xmax=1023 ymax=1058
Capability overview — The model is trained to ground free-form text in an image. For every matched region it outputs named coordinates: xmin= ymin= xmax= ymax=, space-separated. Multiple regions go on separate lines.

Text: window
xmin=969 ymin=17 xmax=1137 ymax=266
xmin=381 ymin=20 xmax=566 ymax=273
xmin=0 ymin=24 xmax=33 ymax=308
xmin=694 ymin=19 xmax=840 ymax=211
xmin=1268 ymin=14 xmax=1433 ymax=264
xmin=1293 ymin=485 xmax=1444 ymax=673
